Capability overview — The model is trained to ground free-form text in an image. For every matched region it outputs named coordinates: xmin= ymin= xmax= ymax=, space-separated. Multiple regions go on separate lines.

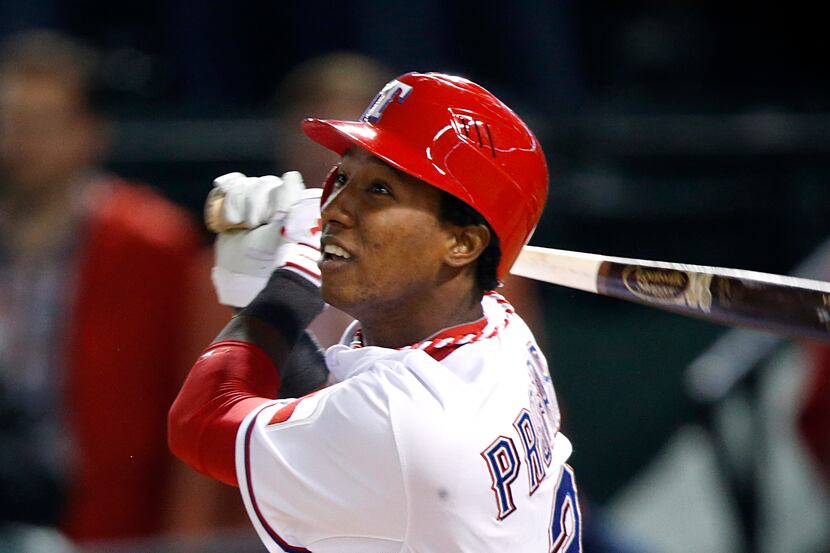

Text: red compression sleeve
xmin=168 ymin=340 xmax=279 ymax=486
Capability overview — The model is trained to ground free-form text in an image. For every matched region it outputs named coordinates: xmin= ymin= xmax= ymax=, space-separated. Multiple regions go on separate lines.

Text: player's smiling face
xmin=318 ymin=148 xmax=454 ymax=327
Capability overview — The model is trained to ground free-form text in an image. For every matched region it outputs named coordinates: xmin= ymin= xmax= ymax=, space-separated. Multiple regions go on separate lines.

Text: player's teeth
xmin=323 ymin=244 xmax=352 ymax=259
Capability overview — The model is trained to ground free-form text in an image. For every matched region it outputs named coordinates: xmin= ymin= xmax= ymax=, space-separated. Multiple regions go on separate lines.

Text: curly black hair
xmin=439 ymin=192 xmax=501 ymax=291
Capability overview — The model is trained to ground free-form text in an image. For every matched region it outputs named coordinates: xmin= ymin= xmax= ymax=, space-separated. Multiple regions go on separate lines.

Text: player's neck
xmin=359 ymin=286 xmax=484 ymax=349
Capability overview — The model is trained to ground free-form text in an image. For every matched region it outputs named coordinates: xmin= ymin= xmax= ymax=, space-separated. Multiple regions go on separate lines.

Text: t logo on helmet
xmin=361 ymin=80 xmax=414 ymax=123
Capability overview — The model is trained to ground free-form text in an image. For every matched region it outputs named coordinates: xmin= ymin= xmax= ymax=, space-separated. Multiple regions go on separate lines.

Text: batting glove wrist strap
xmin=275 ymin=242 xmax=321 ymax=287
xmin=274 ymin=187 xmax=323 ymax=287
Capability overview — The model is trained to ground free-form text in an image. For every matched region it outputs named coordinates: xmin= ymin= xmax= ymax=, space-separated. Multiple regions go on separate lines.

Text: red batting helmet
xmin=301 ymin=72 xmax=548 ymax=279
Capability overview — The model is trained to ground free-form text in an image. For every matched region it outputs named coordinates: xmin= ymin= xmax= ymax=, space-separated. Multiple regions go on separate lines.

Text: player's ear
xmin=444 ymin=224 xmax=490 ymax=269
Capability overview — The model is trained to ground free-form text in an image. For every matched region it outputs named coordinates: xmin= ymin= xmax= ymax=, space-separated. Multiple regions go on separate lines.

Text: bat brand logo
xmin=620 ymin=265 xmax=714 ymax=313
xmin=622 ymin=266 xmax=689 ymax=301
xmin=361 ymin=80 xmax=413 ymax=123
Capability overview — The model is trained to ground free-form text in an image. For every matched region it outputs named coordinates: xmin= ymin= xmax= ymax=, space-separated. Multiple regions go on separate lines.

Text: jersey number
xmin=550 ymin=465 xmax=580 ymax=553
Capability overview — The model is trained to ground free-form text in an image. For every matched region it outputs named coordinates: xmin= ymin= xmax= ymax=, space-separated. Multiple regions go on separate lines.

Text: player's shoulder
xmin=250 ymin=369 xmax=402 ymax=461
xmin=328 ymin=343 xmax=474 ymax=401
xmin=257 ymin=347 xmax=427 ymax=433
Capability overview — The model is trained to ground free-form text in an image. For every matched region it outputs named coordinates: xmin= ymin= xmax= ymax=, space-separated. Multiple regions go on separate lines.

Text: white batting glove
xmin=275 ymin=188 xmax=323 ymax=287
xmin=211 ymin=171 xmax=305 ymax=307
xmin=212 ymin=171 xmax=303 ymax=228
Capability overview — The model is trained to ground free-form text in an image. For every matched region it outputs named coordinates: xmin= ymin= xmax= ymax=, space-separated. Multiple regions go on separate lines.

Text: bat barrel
xmin=597 ymin=262 xmax=830 ymax=342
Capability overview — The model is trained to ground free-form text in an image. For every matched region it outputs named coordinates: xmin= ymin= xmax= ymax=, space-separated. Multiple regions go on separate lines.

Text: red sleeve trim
xmin=268 ymin=390 xmax=321 ymax=425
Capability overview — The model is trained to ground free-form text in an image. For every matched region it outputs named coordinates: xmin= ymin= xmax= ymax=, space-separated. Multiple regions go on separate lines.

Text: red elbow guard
xmin=168 ymin=340 xmax=279 ymax=486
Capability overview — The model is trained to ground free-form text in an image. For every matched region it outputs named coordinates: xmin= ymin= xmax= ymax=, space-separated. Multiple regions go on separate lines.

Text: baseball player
xmin=169 ymin=72 xmax=581 ymax=552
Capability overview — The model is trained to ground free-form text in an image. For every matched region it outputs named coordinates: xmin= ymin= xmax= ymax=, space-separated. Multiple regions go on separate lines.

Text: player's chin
xmin=320 ymin=276 xmax=367 ymax=317
xmin=319 ymin=278 xmax=350 ymax=311
xmin=319 ymin=279 xmax=336 ymax=305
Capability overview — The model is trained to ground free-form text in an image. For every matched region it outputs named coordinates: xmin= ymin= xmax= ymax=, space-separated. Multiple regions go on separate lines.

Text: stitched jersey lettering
xmin=481 ymin=436 xmax=521 ymax=519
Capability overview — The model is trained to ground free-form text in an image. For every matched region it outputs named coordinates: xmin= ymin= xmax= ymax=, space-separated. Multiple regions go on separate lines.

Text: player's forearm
xmin=168 ymin=270 xmax=327 ymax=485
xmin=223 ymin=269 xmax=326 ymax=366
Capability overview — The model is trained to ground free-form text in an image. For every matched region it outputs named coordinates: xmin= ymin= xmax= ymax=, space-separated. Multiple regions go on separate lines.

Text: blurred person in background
xmin=273 ymin=52 xmax=547 ymax=347
xmin=799 ymin=343 xmax=830 ymax=480
xmin=0 ymin=29 xmax=235 ymax=545
xmin=797 ymin=326 xmax=830 ymax=553
xmin=797 ymin=260 xmax=830 ymax=486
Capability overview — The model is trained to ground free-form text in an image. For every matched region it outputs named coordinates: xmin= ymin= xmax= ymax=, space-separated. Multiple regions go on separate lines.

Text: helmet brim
xmin=301 ymin=118 xmax=441 ymax=191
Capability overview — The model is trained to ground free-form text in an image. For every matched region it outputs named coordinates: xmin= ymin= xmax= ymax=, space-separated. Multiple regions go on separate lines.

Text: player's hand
xmin=274 ymin=187 xmax=323 ymax=287
xmin=211 ymin=171 xmax=303 ymax=228
xmin=210 ymin=171 xmax=305 ymax=307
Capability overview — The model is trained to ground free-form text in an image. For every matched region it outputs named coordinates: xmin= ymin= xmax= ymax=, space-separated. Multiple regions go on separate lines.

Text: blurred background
xmin=0 ymin=1 xmax=829 ymax=552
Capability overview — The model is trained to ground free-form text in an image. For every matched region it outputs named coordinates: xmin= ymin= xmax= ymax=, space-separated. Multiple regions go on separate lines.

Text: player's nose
xmin=321 ymin=179 xmax=356 ymax=229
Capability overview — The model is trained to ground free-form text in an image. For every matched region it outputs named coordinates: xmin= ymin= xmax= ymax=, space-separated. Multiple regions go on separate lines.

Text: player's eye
xmin=332 ymin=171 xmax=348 ymax=190
xmin=369 ymin=180 xmax=392 ymax=196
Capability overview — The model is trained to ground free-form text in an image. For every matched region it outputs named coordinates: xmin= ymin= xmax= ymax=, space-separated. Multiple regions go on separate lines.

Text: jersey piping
xmin=346 ymin=291 xmax=515 ymax=362
xmin=240 ymin=401 xmax=311 ymax=553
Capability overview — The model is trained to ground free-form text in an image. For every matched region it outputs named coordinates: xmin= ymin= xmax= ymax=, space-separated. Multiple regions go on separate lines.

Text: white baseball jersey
xmin=235 ymin=293 xmax=581 ymax=553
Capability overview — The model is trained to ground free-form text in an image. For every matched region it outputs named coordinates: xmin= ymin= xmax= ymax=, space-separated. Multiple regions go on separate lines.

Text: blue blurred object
xmin=0 ymin=524 xmax=75 ymax=553
xmin=582 ymin=502 xmax=660 ymax=553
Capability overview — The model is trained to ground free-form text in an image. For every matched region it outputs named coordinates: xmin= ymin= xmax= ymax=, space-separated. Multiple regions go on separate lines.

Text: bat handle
xmin=204 ymin=188 xmax=251 ymax=233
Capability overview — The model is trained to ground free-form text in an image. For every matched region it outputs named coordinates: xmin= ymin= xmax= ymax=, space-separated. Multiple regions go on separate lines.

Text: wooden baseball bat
xmin=204 ymin=187 xmax=250 ymax=233
xmin=205 ymin=191 xmax=830 ymax=342
xmin=511 ymin=246 xmax=830 ymax=342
